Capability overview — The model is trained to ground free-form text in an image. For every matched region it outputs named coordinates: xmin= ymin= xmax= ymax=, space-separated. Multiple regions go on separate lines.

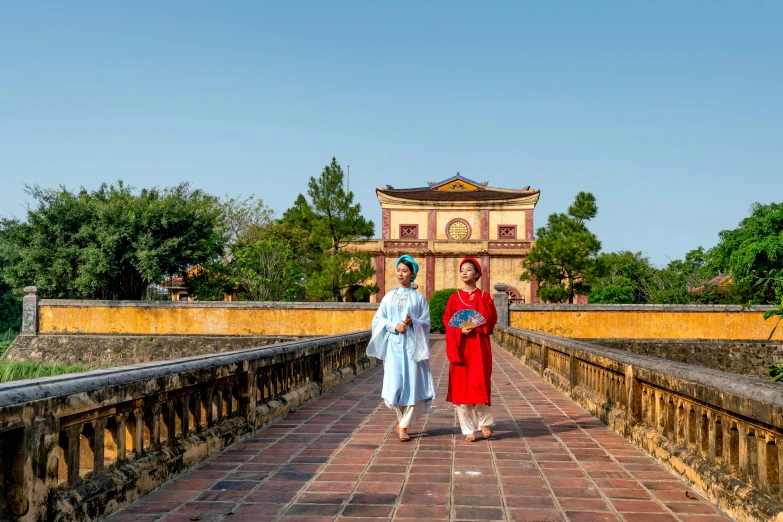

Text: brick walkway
xmin=107 ymin=338 xmax=732 ymax=522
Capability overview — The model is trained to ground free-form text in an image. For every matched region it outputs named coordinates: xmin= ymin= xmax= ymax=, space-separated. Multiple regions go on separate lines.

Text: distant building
xmin=350 ymin=174 xmax=540 ymax=304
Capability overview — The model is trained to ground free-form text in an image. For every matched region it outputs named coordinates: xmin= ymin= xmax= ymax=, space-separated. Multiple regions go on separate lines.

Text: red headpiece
xmin=459 ymin=257 xmax=482 ymax=279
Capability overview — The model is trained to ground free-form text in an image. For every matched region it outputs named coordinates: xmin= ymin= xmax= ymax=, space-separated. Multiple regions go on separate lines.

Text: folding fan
xmin=447 ymin=309 xmax=487 ymax=328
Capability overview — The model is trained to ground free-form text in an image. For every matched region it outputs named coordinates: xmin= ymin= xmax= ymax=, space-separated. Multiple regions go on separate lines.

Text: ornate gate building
xmin=353 ymin=174 xmax=540 ymax=303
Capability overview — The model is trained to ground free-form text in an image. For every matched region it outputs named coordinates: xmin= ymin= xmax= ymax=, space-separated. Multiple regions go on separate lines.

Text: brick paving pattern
xmin=108 ymin=337 xmax=732 ymax=522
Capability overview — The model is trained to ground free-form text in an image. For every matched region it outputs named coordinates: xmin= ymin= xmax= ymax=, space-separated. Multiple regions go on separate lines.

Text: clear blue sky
xmin=1 ymin=2 xmax=781 ymax=266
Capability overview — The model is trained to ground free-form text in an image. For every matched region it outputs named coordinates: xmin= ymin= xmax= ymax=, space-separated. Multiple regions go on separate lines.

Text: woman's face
xmin=460 ymin=262 xmax=479 ymax=284
xmin=397 ymin=263 xmax=413 ymax=285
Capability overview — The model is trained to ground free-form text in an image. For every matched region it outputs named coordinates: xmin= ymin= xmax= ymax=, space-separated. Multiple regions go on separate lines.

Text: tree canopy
xmin=0 ymin=182 xmax=225 ymax=300
xmin=282 ymin=157 xmax=377 ymax=302
xmin=710 ymin=202 xmax=783 ymax=302
xmin=521 ymin=192 xmax=601 ymax=303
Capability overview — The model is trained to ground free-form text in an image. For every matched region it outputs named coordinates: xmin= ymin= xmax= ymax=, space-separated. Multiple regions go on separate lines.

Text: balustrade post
xmin=241 ymin=362 xmax=257 ymax=426
xmin=204 ymin=389 xmax=214 ymax=428
xmin=540 ymin=343 xmax=548 ymax=377
xmin=493 ymin=284 xmax=509 ymax=328
xmin=625 ymin=366 xmax=641 ymax=433
xmin=151 ymin=404 xmax=161 ymax=450
xmin=92 ymin=419 xmax=107 ymax=474
xmin=568 ymin=354 xmax=576 ymax=394
xmin=23 ymin=418 xmax=56 ymax=518
xmin=318 ymin=351 xmax=326 ymax=388
xmin=723 ymin=421 xmax=734 ymax=472
xmin=675 ymin=403 xmax=685 ymax=446
xmin=758 ymin=434 xmax=769 ymax=494
xmin=133 ymin=408 xmax=144 ymax=457
xmin=116 ymin=414 xmax=128 ymax=463
xmin=21 ymin=286 xmax=39 ymax=335
xmin=738 ymin=424 xmax=749 ymax=481
xmin=181 ymin=396 xmax=191 ymax=437
xmin=778 ymin=442 xmax=783 ymax=503
xmin=167 ymin=402 xmax=177 ymax=444
xmin=66 ymin=425 xmax=81 ymax=488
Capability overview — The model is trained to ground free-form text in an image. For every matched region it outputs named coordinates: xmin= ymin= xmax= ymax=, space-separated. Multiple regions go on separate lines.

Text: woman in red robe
xmin=444 ymin=257 xmax=498 ymax=442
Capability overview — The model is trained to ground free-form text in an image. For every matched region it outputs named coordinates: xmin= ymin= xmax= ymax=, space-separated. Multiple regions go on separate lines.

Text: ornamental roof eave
xmin=375 ymin=188 xmax=540 ymax=209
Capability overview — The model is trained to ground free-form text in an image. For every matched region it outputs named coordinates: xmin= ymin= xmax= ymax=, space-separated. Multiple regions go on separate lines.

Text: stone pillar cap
xmin=494 ymin=283 xmax=509 ymax=292
xmin=23 ymin=286 xmax=39 ymax=295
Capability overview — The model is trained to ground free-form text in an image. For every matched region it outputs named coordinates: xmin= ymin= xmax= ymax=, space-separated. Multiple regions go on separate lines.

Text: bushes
xmin=429 ymin=289 xmax=458 ymax=333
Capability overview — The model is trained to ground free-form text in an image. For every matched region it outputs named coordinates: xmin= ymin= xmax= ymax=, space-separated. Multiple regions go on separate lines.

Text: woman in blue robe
xmin=366 ymin=255 xmax=436 ymax=441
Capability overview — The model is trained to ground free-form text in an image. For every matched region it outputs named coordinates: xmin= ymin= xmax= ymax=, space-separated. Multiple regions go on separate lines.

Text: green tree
xmin=0 ymin=250 xmax=22 ymax=334
xmin=641 ymin=247 xmax=725 ymax=304
xmin=590 ymin=251 xmax=655 ymax=303
xmin=521 ymin=192 xmax=602 ymax=303
xmin=0 ymin=182 xmax=225 ymax=300
xmin=289 ymin=158 xmax=378 ymax=302
xmin=185 ymin=197 xmax=309 ymax=302
xmin=217 ymin=194 xmax=276 ymax=247
xmin=232 ymin=238 xmax=305 ymax=301
xmin=711 ymin=202 xmax=783 ymax=303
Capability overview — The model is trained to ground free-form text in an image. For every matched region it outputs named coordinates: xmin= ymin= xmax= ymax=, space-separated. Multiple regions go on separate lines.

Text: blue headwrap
xmin=396 ymin=255 xmax=419 ymax=282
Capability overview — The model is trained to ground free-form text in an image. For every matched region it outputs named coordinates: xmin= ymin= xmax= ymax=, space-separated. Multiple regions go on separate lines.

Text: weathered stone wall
xmin=509 ymin=303 xmax=781 ymax=341
xmin=2 ymin=335 xmax=301 ymax=369
xmin=493 ymin=326 xmax=783 ymax=522
xmin=0 ymin=331 xmax=374 ymax=522
xmin=592 ymin=338 xmax=783 ymax=379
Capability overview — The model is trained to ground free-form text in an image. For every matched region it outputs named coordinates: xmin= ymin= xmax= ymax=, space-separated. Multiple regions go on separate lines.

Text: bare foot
xmin=465 ymin=433 xmax=476 ymax=442
xmin=399 ymin=428 xmax=410 ymax=442
xmin=395 ymin=425 xmax=400 ymax=434
xmin=481 ymin=426 xmax=493 ymax=439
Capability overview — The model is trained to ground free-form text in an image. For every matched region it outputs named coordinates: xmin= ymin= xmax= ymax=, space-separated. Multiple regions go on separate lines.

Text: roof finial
xmin=456 ymin=170 xmax=460 ymax=176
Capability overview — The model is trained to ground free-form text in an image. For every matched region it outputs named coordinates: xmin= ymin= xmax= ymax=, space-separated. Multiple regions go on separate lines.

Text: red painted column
xmin=480 ymin=210 xmax=489 ymax=240
xmin=481 ymin=255 xmax=490 ymax=294
xmin=525 ymin=209 xmax=534 ymax=240
xmin=427 ymin=209 xmax=437 ymax=239
xmin=426 ymin=256 xmax=435 ymax=299
xmin=382 ymin=209 xmax=391 ymax=239
xmin=530 ymin=276 xmax=539 ymax=304
xmin=375 ymin=255 xmax=385 ymax=299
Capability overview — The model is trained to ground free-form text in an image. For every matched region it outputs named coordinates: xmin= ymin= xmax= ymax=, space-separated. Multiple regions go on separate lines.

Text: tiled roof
xmin=376 ymin=187 xmax=538 ymax=201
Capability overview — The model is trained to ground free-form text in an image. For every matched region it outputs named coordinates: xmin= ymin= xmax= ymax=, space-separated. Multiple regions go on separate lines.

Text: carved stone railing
xmin=0 ymin=331 xmax=373 ymax=522
xmin=494 ymin=326 xmax=783 ymax=522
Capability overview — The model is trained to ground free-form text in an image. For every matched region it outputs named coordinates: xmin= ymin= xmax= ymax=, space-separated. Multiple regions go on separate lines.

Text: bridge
xmin=103 ymin=338 xmax=730 ymax=522
xmin=1 ymin=293 xmax=782 ymax=522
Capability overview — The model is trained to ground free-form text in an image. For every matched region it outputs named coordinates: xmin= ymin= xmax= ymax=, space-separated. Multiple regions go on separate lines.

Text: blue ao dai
xmin=366 ymin=286 xmax=436 ymax=413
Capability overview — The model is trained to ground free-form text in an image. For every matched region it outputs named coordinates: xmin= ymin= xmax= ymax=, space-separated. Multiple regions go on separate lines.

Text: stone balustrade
xmin=0 ymin=331 xmax=373 ymax=522
xmin=493 ymin=325 xmax=783 ymax=522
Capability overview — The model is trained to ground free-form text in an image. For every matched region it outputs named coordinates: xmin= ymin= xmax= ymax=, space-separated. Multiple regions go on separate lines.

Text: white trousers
xmin=455 ymin=404 xmax=496 ymax=435
xmin=393 ymin=401 xmax=425 ymax=429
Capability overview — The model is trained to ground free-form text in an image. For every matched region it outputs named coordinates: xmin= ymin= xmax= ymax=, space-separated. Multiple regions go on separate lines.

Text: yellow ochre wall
xmin=510 ymin=309 xmax=783 ymax=341
xmin=38 ymin=304 xmax=377 ymax=337
xmin=488 ymin=210 xmax=526 ymax=240
xmin=389 ymin=210 xmax=428 ymax=239
xmin=489 ymin=257 xmax=530 ymax=302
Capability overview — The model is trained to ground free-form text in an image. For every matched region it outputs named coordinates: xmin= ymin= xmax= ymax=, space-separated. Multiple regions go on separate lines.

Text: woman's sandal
xmin=465 ymin=433 xmax=476 ymax=442
xmin=480 ymin=426 xmax=493 ymax=439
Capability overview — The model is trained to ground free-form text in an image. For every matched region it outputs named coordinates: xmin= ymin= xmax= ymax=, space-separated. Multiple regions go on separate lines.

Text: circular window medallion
xmin=446 ymin=218 xmax=472 ymax=240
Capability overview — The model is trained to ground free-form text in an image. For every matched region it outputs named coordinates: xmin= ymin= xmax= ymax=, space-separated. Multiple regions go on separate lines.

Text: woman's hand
xmin=461 ymin=325 xmax=476 ymax=336
xmin=403 ymin=314 xmax=412 ymax=326
xmin=395 ymin=323 xmax=407 ymax=334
